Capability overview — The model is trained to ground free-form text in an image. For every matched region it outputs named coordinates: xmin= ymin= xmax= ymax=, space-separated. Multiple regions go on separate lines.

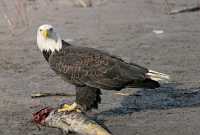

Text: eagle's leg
xmin=76 ymin=86 xmax=101 ymax=111
xmin=58 ymin=102 xmax=81 ymax=112
xmin=58 ymin=85 xmax=102 ymax=112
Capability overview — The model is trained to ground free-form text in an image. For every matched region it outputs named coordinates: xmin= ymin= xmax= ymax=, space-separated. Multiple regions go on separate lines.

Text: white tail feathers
xmin=146 ymin=70 xmax=170 ymax=83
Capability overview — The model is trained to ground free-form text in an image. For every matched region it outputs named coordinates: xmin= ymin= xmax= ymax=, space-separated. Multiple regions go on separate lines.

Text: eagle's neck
xmin=37 ymin=34 xmax=62 ymax=52
xmin=42 ymin=40 xmax=71 ymax=62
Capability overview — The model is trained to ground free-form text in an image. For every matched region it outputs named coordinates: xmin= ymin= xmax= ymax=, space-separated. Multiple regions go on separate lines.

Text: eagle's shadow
xmin=97 ymin=84 xmax=200 ymax=117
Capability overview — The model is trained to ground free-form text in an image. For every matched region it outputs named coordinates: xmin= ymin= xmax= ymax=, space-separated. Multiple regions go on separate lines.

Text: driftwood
xmin=31 ymin=92 xmax=131 ymax=98
xmin=169 ymin=5 xmax=200 ymax=15
xmin=31 ymin=92 xmax=75 ymax=98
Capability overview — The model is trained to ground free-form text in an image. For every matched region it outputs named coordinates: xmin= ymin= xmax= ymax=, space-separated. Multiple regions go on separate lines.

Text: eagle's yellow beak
xmin=41 ymin=30 xmax=48 ymax=39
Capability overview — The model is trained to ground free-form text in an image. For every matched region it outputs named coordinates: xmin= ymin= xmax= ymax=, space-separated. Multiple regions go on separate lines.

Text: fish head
xmin=32 ymin=107 xmax=54 ymax=125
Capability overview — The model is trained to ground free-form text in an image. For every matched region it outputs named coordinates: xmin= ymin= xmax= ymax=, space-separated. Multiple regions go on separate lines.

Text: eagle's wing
xmin=49 ymin=45 xmax=149 ymax=90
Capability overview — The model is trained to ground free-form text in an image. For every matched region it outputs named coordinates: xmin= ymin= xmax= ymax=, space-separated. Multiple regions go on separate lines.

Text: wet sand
xmin=1 ymin=0 xmax=200 ymax=134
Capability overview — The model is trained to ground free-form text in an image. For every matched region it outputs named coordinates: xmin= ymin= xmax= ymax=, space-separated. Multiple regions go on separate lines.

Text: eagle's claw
xmin=58 ymin=102 xmax=81 ymax=112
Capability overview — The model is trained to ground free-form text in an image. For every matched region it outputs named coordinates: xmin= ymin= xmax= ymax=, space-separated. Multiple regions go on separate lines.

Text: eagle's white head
xmin=37 ymin=24 xmax=62 ymax=52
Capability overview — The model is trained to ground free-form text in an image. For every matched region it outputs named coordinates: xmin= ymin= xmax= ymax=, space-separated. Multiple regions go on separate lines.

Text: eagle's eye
xmin=39 ymin=29 xmax=42 ymax=32
xmin=49 ymin=28 xmax=53 ymax=32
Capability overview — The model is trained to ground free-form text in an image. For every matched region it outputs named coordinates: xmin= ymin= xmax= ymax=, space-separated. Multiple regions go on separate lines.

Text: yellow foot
xmin=58 ymin=102 xmax=81 ymax=112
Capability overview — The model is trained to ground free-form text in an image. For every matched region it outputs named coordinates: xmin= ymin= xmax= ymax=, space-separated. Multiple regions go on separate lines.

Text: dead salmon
xmin=33 ymin=107 xmax=112 ymax=135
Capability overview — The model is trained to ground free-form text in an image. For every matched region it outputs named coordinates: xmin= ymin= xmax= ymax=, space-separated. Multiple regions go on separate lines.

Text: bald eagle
xmin=37 ymin=24 xmax=170 ymax=112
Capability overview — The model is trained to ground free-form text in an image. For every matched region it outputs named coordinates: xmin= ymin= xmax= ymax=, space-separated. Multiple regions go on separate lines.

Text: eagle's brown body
xmin=42 ymin=41 xmax=160 ymax=111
